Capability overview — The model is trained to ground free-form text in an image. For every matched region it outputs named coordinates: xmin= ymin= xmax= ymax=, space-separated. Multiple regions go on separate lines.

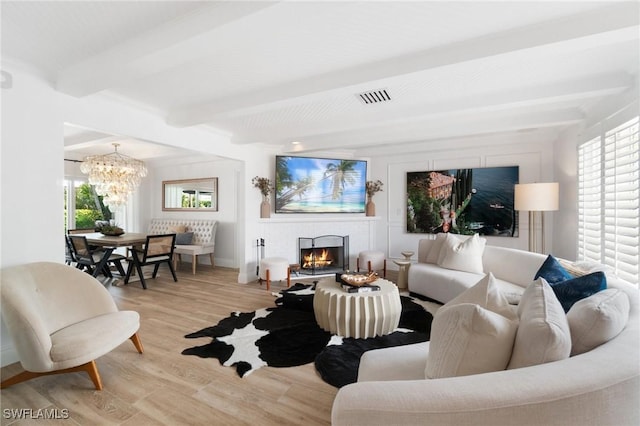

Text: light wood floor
xmin=1 ymin=263 xmax=396 ymax=425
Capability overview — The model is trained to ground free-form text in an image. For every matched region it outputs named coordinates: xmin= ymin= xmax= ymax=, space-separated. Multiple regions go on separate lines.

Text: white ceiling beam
xmin=228 ymin=73 xmax=627 ymax=145
xmin=286 ymin=109 xmax=584 ymax=153
xmin=167 ymin=3 xmax=639 ymax=127
xmin=56 ymin=2 xmax=279 ymax=97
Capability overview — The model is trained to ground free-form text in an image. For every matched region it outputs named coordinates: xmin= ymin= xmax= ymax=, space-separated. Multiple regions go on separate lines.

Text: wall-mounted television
xmin=275 ymin=156 xmax=367 ymax=213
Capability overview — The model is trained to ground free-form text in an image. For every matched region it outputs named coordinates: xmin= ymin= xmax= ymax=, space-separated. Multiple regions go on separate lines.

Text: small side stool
xmin=259 ymin=257 xmax=291 ymax=291
xmin=357 ymin=250 xmax=386 ymax=278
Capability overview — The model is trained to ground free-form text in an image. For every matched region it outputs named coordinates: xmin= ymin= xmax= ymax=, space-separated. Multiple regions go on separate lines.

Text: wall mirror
xmin=162 ymin=178 xmax=218 ymax=211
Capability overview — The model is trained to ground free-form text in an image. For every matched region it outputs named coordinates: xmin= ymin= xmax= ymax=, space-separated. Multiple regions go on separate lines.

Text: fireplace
xmin=298 ymin=235 xmax=349 ymax=275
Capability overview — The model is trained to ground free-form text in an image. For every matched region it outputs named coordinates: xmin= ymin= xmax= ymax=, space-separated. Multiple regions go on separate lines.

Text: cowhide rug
xmin=182 ymin=283 xmax=437 ymax=387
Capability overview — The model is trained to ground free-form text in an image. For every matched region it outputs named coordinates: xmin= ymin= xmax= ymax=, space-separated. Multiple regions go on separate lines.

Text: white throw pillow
xmin=508 ymin=278 xmax=571 ymax=369
xmin=567 ymin=288 xmax=630 ymax=356
xmin=445 ymin=273 xmax=517 ymax=320
xmin=436 ymin=233 xmax=486 ymax=274
xmin=425 ymin=303 xmax=518 ymax=379
xmin=425 ymin=233 xmax=448 ymax=264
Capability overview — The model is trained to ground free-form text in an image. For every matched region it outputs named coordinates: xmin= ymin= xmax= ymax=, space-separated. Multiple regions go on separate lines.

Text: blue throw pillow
xmin=549 ymin=271 xmax=607 ymax=313
xmin=534 ymin=255 xmax=573 ymax=284
xmin=175 ymin=232 xmax=194 ymax=245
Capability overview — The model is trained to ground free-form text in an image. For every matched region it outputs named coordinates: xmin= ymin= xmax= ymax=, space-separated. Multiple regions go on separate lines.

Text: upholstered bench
xmin=148 ymin=219 xmax=217 ymax=274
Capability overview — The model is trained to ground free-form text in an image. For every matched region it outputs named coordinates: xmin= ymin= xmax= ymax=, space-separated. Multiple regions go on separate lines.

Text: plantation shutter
xmin=603 ymin=117 xmax=639 ymax=284
xmin=578 ymin=136 xmax=603 ymax=264
xmin=578 ymin=116 xmax=639 ymax=285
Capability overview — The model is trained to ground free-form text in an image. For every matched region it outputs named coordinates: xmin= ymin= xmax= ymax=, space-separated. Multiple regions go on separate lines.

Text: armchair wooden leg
xmin=266 ymin=269 xmax=271 ymax=291
xmin=85 ymin=360 xmax=103 ymax=390
xmin=0 ymin=360 xmax=103 ymax=390
xmin=209 ymin=253 xmax=215 ymax=268
xmin=130 ymin=333 xmax=144 ymax=354
xmin=192 ymin=255 xmax=197 ymax=275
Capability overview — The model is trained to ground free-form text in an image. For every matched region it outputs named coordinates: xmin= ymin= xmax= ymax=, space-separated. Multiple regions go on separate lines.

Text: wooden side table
xmin=313 ymin=278 xmax=401 ymax=338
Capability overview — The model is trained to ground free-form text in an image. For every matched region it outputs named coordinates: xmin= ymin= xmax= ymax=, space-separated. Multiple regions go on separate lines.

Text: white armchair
xmin=0 ymin=262 xmax=143 ymax=390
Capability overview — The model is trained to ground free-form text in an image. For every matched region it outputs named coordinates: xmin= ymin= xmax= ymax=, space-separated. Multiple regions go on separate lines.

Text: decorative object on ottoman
xmin=357 ymin=250 xmax=386 ymax=278
xmin=252 ymin=176 xmax=273 ymax=218
xmin=313 ymin=277 xmax=401 ymax=338
xmin=259 ymin=257 xmax=290 ymax=290
xmin=365 ymin=179 xmax=383 ymax=217
xmin=340 ymin=271 xmax=378 ymax=286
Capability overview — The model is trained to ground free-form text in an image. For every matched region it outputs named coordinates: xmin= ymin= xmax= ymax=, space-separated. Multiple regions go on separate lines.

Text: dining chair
xmin=0 ymin=262 xmax=143 ymax=390
xmin=64 ymin=235 xmax=77 ymax=266
xmin=125 ymin=234 xmax=177 ymax=289
xmin=68 ymin=235 xmax=126 ymax=278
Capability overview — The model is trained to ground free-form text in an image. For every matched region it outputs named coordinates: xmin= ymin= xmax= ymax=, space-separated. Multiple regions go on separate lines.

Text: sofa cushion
xmin=425 ymin=303 xmax=518 ymax=379
xmin=534 ymin=255 xmax=573 ymax=284
xmin=445 ymin=273 xmax=517 ymax=320
xmin=508 ymin=278 xmax=571 ymax=369
xmin=175 ymin=232 xmax=194 ymax=245
xmin=425 ymin=233 xmax=447 ymax=264
xmin=168 ymin=224 xmax=187 ymax=234
xmin=567 ymin=288 xmax=630 ymax=356
xmin=437 ymin=233 xmax=486 ymax=274
xmin=550 ymin=271 xmax=607 ymax=313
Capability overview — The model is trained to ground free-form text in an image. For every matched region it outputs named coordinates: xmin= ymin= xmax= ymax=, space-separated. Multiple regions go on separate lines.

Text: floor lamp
xmin=514 ymin=182 xmax=559 ymax=254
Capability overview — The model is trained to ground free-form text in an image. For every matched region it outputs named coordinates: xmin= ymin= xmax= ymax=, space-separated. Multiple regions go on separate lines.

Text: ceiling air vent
xmin=356 ymin=89 xmax=391 ymax=105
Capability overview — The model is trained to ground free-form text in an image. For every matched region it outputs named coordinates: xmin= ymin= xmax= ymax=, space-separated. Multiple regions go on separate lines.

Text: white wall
xmin=147 ymin=156 xmax=242 ymax=268
xmin=1 ymin=68 xmax=64 ymax=365
xmin=368 ymin=131 xmax=557 ymax=265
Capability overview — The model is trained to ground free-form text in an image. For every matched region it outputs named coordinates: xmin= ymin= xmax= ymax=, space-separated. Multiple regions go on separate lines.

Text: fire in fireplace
xmin=298 ymin=235 xmax=349 ymax=275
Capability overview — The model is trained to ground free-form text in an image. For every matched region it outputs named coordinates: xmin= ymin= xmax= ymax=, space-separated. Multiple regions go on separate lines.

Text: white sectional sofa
xmin=148 ymin=218 xmax=217 ymax=274
xmin=408 ymin=234 xmax=547 ymax=304
xmin=332 ymin=236 xmax=640 ymax=425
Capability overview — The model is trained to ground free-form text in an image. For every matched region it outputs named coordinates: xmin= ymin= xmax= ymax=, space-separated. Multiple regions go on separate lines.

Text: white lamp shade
xmin=514 ymin=182 xmax=559 ymax=211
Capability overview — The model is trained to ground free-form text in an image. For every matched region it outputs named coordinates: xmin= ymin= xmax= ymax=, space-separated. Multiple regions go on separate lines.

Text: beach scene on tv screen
xmin=275 ymin=156 xmax=366 ymax=213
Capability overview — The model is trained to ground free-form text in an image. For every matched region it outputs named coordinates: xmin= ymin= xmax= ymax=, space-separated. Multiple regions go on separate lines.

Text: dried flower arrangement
xmin=365 ymin=180 xmax=384 ymax=198
xmin=252 ymin=176 xmax=273 ymax=196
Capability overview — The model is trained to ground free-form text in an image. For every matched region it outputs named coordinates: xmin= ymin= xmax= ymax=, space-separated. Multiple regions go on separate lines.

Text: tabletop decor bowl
xmin=341 ymin=272 xmax=378 ymax=287
xmin=99 ymin=226 xmax=125 ymax=236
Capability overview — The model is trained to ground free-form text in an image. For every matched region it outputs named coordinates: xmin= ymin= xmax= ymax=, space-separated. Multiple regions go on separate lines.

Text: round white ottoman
xmin=357 ymin=250 xmax=387 ymax=278
xmin=259 ymin=257 xmax=290 ymax=291
xmin=313 ymin=278 xmax=401 ymax=338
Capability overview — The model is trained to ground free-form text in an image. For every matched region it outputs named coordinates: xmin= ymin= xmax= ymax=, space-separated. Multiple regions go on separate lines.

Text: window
xmin=64 ymin=179 xmax=111 ymax=231
xmin=578 ymin=116 xmax=639 ymax=285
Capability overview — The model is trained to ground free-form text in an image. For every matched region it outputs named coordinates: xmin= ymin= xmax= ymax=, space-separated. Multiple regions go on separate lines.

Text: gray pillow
xmin=175 ymin=232 xmax=194 ymax=245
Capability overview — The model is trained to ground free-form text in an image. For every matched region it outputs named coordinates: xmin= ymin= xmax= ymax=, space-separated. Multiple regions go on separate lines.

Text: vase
xmin=260 ymin=195 xmax=271 ymax=218
xmin=366 ymin=198 xmax=375 ymax=217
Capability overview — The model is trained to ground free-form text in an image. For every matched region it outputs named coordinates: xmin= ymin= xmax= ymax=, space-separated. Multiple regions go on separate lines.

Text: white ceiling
xmin=2 ymin=1 xmax=638 ymax=158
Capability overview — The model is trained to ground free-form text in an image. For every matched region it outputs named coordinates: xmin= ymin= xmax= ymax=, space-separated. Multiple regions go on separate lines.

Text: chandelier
xmin=80 ymin=143 xmax=147 ymax=209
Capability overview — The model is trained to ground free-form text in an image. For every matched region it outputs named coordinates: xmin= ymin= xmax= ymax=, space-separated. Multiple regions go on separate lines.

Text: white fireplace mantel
xmin=256 ymin=216 xmax=379 ymax=271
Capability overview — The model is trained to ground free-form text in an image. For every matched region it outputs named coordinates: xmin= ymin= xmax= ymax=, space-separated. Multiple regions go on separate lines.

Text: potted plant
xmin=252 ymin=176 xmax=273 ymax=218
xmin=365 ymin=180 xmax=384 ymax=216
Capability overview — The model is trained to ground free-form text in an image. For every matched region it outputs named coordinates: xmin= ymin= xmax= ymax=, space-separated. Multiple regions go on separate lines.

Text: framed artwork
xmin=406 ymin=166 xmax=519 ymax=236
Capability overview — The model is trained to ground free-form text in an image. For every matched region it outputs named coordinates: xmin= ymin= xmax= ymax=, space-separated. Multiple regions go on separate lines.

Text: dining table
xmin=78 ymin=232 xmax=148 ymax=280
